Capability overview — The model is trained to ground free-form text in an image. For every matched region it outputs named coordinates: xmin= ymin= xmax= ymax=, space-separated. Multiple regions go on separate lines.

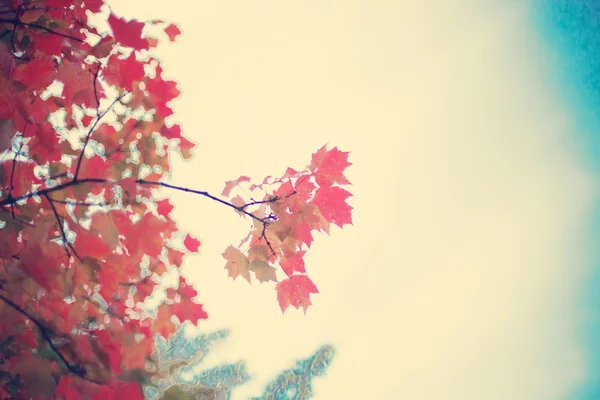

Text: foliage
xmin=146 ymin=324 xmax=334 ymax=400
xmin=0 ymin=0 xmax=352 ymax=398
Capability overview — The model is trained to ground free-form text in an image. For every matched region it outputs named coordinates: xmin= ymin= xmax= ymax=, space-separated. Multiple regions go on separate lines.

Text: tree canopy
xmin=0 ymin=1 xmax=352 ymax=398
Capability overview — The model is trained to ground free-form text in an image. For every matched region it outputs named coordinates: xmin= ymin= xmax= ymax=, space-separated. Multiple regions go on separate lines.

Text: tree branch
xmin=48 ymin=197 xmax=106 ymax=207
xmin=0 ymin=293 xmax=95 ymax=381
xmin=0 ymin=175 xmax=299 ymax=258
xmin=0 ymin=178 xmax=107 ymax=206
xmin=0 ymin=18 xmax=84 ymax=44
xmin=0 ymin=176 xmax=293 ymax=233
xmin=138 ymin=180 xmax=274 ymax=223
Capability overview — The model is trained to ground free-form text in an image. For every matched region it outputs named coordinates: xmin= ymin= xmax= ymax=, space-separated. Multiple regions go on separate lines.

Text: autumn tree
xmin=0 ymin=0 xmax=352 ymax=399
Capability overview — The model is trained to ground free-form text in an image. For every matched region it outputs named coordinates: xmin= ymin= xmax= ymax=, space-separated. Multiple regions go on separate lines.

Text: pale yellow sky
xmin=108 ymin=1 xmax=597 ymax=399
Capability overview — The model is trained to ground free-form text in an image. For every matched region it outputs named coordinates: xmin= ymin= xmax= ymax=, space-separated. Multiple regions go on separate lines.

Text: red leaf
xmin=80 ymin=155 xmax=111 ymax=179
xmin=166 ymin=246 xmax=185 ymax=268
xmin=170 ymin=300 xmax=208 ymax=324
xmin=108 ymin=13 xmax=150 ymax=51
xmin=103 ymin=53 xmax=146 ymax=91
xmin=12 ymin=58 xmax=55 ymax=91
xmin=28 ymin=123 xmax=61 ymax=164
xmin=135 ymin=279 xmax=157 ymax=302
xmin=145 ymin=65 xmax=180 ymax=117
xmin=0 ymin=42 xmax=14 ymax=77
xmin=156 ymin=198 xmax=174 ymax=217
xmin=165 ymin=23 xmax=182 ymax=42
xmin=76 ymin=234 xmax=109 ymax=258
xmin=312 ymin=186 xmax=353 ymax=227
xmin=222 ymin=245 xmax=251 ymax=283
xmin=56 ymin=376 xmax=80 ymax=400
xmin=177 ymin=136 xmax=195 ymax=159
xmin=56 ymin=59 xmax=97 ymax=107
xmin=280 ymin=251 xmax=306 ymax=277
xmin=84 ymin=0 xmax=104 ymax=13
xmin=275 ymin=275 xmax=319 ymax=314
xmin=0 ymin=119 xmax=15 ymax=154
xmin=29 ymin=30 xmax=65 ymax=56
xmin=161 ymin=123 xmax=182 ymax=139
xmin=184 ymin=234 xmax=201 ymax=252
xmin=154 ymin=303 xmax=177 ymax=338
xmin=80 ymin=113 xmax=94 ymax=127
xmin=93 ymin=329 xmax=123 ymax=372
xmin=310 ymin=146 xmax=352 ymax=187
xmin=46 ymin=0 xmax=75 ymax=7
xmin=177 ymin=277 xmax=198 ymax=299
xmin=222 ymin=175 xmax=251 ymax=197
xmin=91 ymin=382 xmax=144 ymax=400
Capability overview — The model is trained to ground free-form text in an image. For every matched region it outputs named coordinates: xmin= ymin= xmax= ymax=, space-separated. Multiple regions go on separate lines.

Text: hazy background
xmin=107 ymin=1 xmax=599 ymax=398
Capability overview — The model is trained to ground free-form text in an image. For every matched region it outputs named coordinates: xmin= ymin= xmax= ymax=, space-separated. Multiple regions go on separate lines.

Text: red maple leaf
xmin=183 ymin=233 xmax=201 ymax=252
xmin=166 ymin=276 xmax=198 ymax=300
xmin=92 ymin=329 xmax=123 ymax=372
xmin=108 ymin=13 xmax=150 ymax=51
xmin=164 ymin=23 xmax=182 ymax=42
xmin=178 ymin=277 xmax=199 ymax=299
xmin=166 ymin=246 xmax=186 ymax=268
xmin=56 ymin=60 xmax=97 ymax=107
xmin=222 ymin=175 xmax=251 ymax=197
xmin=12 ymin=58 xmax=55 ymax=91
xmin=55 ymin=376 xmax=81 ymax=400
xmin=156 ymin=198 xmax=174 ymax=217
xmin=103 ymin=53 xmax=146 ymax=91
xmin=75 ymin=234 xmax=109 ymax=258
xmin=144 ymin=64 xmax=180 ymax=118
xmin=170 ymin=300 xmax=208 ymax=324
xmin=275 ymin=275 xmax=319 ymax=314
xmin=161 ymin=123 xmax=182 ymax=139
xmin=311 ymin=186 xmax=353 ymax=227
xmin=135 ymin=279 xmax=157 ymax=302
xmin=310 ymin=145 xmax=352 ymax=187
xmin=280 ymin=251 xmax=307 ymax=277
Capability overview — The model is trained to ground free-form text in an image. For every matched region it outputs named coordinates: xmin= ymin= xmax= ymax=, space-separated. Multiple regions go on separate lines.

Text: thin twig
xmin=8 ymin=139 xmax=23 ymax=220
xmin=92 ymin=63 xmax=101 ymax=116
xmin=0 ymin=178 xmax=106 ymax=206
xmin=241 ymin=196 xmax=281 ymax=209
xmin=44 ymin=194 xmax=82 ymax=261
xmin=138 ymin=180 xmax=273 ymax=223
xmin=74 ymin=93 xmax=127 ymax=181
xmin=8 ymin=17 xmax=17 ymax=54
